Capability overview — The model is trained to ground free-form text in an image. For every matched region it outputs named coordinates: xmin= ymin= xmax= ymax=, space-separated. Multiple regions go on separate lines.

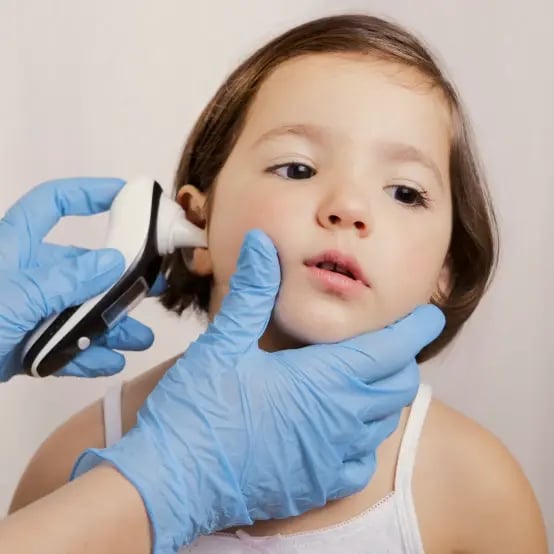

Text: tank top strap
xmin=103 ymin=381 xmax=124 ymax=447
xmin=394 ymin=383 xmax=432 ymax=553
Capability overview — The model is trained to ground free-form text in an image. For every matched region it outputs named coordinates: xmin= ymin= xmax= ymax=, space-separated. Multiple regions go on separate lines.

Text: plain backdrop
xmin=1 ymin=0 xmax=553 ymax=548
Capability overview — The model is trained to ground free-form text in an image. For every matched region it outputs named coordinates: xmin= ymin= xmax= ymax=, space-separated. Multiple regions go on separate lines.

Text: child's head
xmin=160 ymin=14 xmax=498 ymax=361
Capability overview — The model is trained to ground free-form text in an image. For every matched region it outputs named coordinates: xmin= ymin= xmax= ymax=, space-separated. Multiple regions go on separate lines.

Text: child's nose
xmin=317 ymin=200 xmax=370 ymax=238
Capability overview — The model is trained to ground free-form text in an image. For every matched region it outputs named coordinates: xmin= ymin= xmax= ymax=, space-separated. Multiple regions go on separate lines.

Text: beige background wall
xmin=1 ymin=0 xmax=552 ymax=548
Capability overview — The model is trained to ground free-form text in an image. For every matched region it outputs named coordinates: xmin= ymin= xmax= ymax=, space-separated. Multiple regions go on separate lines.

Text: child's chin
xmin=270 ymin=297 xmax=381 ymax=347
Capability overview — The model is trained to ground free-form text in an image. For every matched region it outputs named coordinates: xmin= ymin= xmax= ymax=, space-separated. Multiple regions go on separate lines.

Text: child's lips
xmin=303 ymin=264 xmax=369 ymax=299
xmin=303 ymin=250 xmax=370 ymax=287
xmin=301 ymin=250 xmax=370 ymax=299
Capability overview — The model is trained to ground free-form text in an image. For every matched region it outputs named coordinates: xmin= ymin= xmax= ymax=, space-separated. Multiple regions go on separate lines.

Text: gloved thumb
xmin=203 ymin=229 xmax=281 ymax=354
xmin=22 ymin=248 xmax=125 ymax=321
xmin=331 ymin=304 xmax=445 ymax=383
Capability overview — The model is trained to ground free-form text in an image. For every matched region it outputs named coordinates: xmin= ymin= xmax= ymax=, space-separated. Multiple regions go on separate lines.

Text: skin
xmin=10 ymin=54 xmax=548 ymax=553
xmin=0 ymin=465 xmax=151 ymax=554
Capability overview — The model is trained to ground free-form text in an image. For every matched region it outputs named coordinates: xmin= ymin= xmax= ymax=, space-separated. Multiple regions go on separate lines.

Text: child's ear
xmin=176 ymin=184 xmax=212 ymax=276
xmin=432 ymin=256 xmax=453 ymax=304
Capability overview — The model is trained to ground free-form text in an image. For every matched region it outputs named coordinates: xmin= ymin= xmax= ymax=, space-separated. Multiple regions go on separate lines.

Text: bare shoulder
xmin=414 ymin=397 xmax=548 ymax=554
xmin=9 ymin=355 xmax=178 ymax=513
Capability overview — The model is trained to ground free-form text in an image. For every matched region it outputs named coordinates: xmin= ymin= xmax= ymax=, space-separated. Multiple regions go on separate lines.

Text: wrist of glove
xmin=73 ymin=416 xmax=251 ymax=553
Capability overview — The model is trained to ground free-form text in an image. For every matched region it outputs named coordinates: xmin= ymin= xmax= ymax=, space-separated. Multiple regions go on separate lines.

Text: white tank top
xmin=103 ymin=381 xmax=432 ymax=553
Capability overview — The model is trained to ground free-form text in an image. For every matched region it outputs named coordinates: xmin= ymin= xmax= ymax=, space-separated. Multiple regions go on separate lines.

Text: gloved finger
xmin=357 ymin=360 xmax=420 ymax=421
xmin=328 ymin=454 xmax=377 ymax=501
xmin=295 ymin=348 xmax=419 ymax=423
xmin=1 ymin=177 xmax=125 ymax=247
xmin=35 ymin=243 xmax=89 ymax=267
xmin=147 ymin=272 xmax=167 ymax=297
xmin=23 ymin=248 xmax=125 ymax=320
xmin=331 ymin=304 xmax=445 ymax=382
xmin=343 ymin=412 xmax=401 ymax=462
xmin=55 ymin=345 xmax=125 ymax=377
xmin=95 ymin=315 xmax=154 ymax=351
xmin=202 ymin=229 xmax=281 ymax=354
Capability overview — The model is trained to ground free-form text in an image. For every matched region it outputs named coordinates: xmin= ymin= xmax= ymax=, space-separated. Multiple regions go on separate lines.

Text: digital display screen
xmin=101 ymin=277 xmax=149 ymax=328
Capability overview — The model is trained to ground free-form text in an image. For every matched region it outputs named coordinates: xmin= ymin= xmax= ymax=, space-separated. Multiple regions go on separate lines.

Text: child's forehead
xmin=241 ymin=53 xmax=452 ymax=154
xmin=254 ymin=52 xmax=442 ymax=104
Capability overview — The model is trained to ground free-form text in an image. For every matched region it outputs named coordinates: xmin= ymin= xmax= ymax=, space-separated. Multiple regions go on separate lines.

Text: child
xmin=11 ymin=14 xmax=547 ymax=553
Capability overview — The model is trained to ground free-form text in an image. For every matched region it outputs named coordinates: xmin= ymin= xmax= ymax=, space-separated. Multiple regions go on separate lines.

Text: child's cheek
xmin=389 ymin=235 xmax=448 ymax=302
xmin=208 ymin=189 xmax=291 ymax=283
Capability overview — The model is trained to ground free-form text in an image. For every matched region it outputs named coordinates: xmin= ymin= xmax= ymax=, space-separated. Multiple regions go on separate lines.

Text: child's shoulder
xmin=421 ymin=395 xmax=528 ymax=494
xmin=414 ymin=394 xmax=547 ymax=553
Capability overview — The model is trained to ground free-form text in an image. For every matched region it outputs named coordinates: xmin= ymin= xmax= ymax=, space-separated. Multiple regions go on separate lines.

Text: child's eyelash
xmin=416 ymin=190 xmax=431 ymax=208
xmin=386 ymin=184 xmax=431 ymax=209
xmin=266 ymin=162 xmax=316 ymax=180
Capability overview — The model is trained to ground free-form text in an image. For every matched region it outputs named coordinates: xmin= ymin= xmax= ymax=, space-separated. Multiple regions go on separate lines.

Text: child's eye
xmin=268 ymin=162 xmax=316 ymax=180
xmin=385 ymin=184 xmax=429 ymax=208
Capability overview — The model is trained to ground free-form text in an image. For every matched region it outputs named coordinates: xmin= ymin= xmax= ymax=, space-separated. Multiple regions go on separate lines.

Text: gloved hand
xmin=0 ymin=177 xmax=155 ymax=382
xmin=72 ymin=229 xmax=445 ymax=553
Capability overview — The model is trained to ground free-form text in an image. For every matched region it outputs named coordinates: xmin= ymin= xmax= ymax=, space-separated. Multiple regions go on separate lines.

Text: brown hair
xmin=160 ymin=14 xmax=498 ymax=362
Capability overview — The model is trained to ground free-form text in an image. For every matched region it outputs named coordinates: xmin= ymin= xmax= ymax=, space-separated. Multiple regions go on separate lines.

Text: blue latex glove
xmin=0 ymin=177 xmax=155 ymax=382
xmin=72 ymin=229 xmax=445 ymax=553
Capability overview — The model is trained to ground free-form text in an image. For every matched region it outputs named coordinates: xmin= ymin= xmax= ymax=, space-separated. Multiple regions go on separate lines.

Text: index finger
xmin=2 ymin=177 xmax=125 ymax=244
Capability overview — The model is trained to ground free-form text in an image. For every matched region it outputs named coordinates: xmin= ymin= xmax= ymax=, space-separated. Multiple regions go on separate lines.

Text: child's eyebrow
xmin=253 ymin=123 xmax=329 ymax=147
xmin=377 ymin=141 xmax=445 ymax=189
xmin=254 ymin=123 xmax=444 ymax=189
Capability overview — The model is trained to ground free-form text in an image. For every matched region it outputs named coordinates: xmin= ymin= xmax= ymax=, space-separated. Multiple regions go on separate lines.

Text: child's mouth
xmin=315 ymin=261 xmax=357 ymax=280
xmin=303 ymin=250 xmax=370 ymax=299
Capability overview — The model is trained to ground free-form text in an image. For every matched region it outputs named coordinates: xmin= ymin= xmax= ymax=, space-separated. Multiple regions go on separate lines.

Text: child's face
xmin=205 ymin=53 xmax=453 ymax=349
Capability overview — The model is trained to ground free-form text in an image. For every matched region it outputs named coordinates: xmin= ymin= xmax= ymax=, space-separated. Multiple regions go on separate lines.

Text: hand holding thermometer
xmin=21 ymin=177 xmax=207 ymax=378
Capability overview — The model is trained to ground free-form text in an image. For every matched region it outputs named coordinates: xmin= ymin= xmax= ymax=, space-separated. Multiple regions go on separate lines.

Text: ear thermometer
xmin=21 ymin=177 xmax=206 ymax=377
